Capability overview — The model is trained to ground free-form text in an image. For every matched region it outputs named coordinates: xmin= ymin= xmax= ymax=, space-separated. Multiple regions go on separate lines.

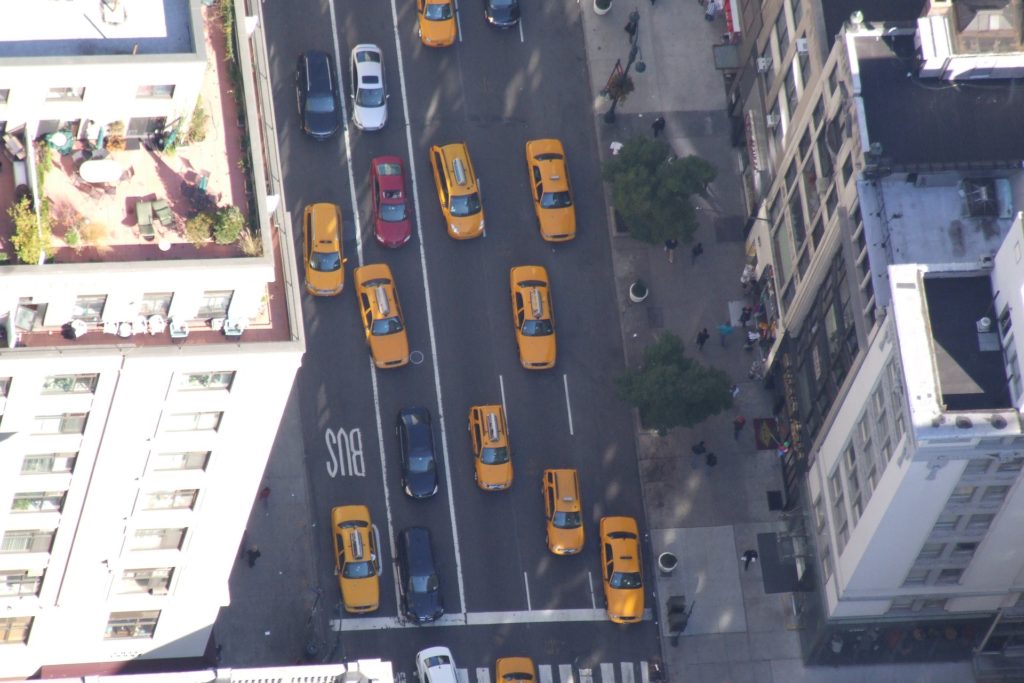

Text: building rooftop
xmin=950 ymin=0 xmax=1024 ymax=55
xmin=0 ymin=0 xmax=193 ymax=58
xmin=855 ymin=33 xmax=1024 ymax=168
xmin=823 ymin=0 xmax=924 ymax=47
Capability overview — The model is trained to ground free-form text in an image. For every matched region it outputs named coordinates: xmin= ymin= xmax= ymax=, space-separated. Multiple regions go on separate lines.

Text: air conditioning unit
xmin=756 ymin=57 xmax=773 ymax=73
xmin=765 ymin=113 xmax=781 ymax=128
xmin=796 ymin=38 xmax=809 ymax=54
xmin=979 ymin=255 xmax=995 ymax=269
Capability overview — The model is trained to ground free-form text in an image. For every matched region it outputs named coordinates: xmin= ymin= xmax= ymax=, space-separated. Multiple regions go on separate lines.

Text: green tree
xmin=184 ymin=212 xmax=213 ymax=246
xmin=616 ymin=332 xmax=732 ymax=433
xmin=9 ymin=196 xmax=54 ymax=265
xmin=602 ymin=137 xmax=717 ymax=245
xmin=213 ymin=206 xmax=246 ymax=244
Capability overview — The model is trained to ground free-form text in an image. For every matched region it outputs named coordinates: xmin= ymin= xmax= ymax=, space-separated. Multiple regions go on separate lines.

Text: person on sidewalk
xmin=664 ymin=238 xmax=678 ymax=262
xmin=730 ymin=384 xmax=740 ymax=399
xmin=624 ymin=11 xmax=639 ymax=40
xmin=739 ymin=306 xmax=752 ymax=327
xmin=691 ymin=242 xmax=704 ymax=264
xmin=258 ymin=485 xmax=271 ymax=510
xmin=696 ymin=327 xmax=710 ymax=350
xmin=245 ymin=545 xmax=261 ymax=568
xmin=690 ymin=440 xmax=706 ymax=468
xmin=652 ymin=116 xmax=666 ymax=138
xmin=741 ymin=549 xmax=758 ymax=570
xmin=733 ymin=415 xmax=747 ymax=439
xmin=718 ymin=321 xmax=734 ymax=346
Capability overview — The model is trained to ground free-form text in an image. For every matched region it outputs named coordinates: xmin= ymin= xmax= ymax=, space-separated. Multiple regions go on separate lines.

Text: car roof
xmin=401 ymin=527 xmax=436 ymax=572
xmin=353 ymin=45 xmax=384 ymax=80
xmin=303 ymin=50 xmax=333 ymax=91
xmin=307 ymin=203 xmax=340 ymax=243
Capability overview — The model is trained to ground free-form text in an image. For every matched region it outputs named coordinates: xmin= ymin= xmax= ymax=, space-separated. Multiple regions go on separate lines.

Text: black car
xmin=397 ymin=407 xmax=439 ymax=498
xmin=397 ymin=527 xmax=444 ymax=623
xmin=484 ymin=0 xmax=519 ymax=27
xmin=296 ymin=51 xmax=341 ymax=140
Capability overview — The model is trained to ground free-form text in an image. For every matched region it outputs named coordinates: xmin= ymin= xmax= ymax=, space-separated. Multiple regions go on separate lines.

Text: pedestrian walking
xmin=704 ymin=0 xmax=717 ymax=20
xmin=245 ymin=545 xmax=261 ymax=568
xmin=652 ymin=116 xmax=666 ymax=138
xmin=739 ymin=306 xmax=752 ymax=327
xmin=705 ymin=452 xmax=718 ymax=468
xmin=733 ymin=415 xmax=747 ymax=439
xmin=690 ymin=440 xmax=706 ymax=468
xmin=624 ymin=11 xmax=639 ymax=40
xmin=696 ymin=328 xmax=710 ymax=351
xmin=664 ymin=237 xmax=678 ymax=262
xmin=691 ymin=242 xmax=704 ymax=264
xmin=741 ymin=549 xmax=758 ymax=570
xmin=718 ymin=321 xmax=734 ymax=347
xmin=730 ymin=384 xmax=740 ymax=399
xmin=258 ymin=485 xmax=271 ymax=510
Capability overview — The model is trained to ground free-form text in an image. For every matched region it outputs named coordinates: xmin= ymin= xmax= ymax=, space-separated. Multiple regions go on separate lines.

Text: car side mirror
xmin=333 ymin=567 xmax=339 ymax=576
xmin=343 ymin=257 xmax=349 ymax=264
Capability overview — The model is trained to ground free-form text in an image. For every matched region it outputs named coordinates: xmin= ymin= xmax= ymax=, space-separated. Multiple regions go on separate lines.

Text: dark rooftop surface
xmin=823 ymin=0 xmax=925 ymax=47
xmin=857 ymin=33 xmax=1024 ymax=168
xmin=923 ymin=275 xmax=1010 ymax=411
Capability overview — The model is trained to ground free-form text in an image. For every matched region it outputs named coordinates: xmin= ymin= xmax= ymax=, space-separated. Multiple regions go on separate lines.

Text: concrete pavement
xmin=577 ymin=1 xmax=976 ymax=682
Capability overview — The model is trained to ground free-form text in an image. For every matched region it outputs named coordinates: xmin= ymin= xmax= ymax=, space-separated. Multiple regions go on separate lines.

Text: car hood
xmin=478 ymin=461 xmax=513 ymax=489
xmin=376 ymin=214 xmax=411 ymax=247
xmin=354 ymin=105 xmax=387 ymax=131
xmin=520 ymin=334 xmax=557 ymax=366
xmin=406 ymin=468 xmax=438 ymax=498
xmin=548 ymin=525 xmax=584 ymax=553
xmin=420 ymin=16 xmax=457 ymax=46
xmin=607 ymin=586 xmax=644 ymax=621
xmin=539 ymin=206 xmax=576 ymax=240
xmin=305 ymin=110 xmax=339 ymax=138
xmin=408 ymin=587 xmax=444 ymax=622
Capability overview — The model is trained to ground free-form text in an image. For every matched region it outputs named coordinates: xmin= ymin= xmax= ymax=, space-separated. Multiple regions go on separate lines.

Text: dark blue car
xmin=397 ymin=407 xmax=439 ymax=499
xmin=397 ymin=527 xmax=444 ymax=623
xmin=296 ymin=51 xmax=341 ymax=140
xmin=484 ymin=0 xmax=519 ymax=27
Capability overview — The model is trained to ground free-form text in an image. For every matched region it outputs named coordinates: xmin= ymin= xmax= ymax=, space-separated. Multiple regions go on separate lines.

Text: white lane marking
xmin=499 ymin=374 xmax=509 ymax=434
xmin=337 ymin=608 xmax=654 ymax=630
xmin=620 ymin=662 xmax=635 ymax=683
xmin=388 ymin=0 xmax=467 ymax=613
xmin=523 ymin=571 xmax=532 ymax=610
xmin=457 ymin=670 xmax=470 ymax=683
xmin=539 ymin=665 xmax=554 ymax=683
xmin=558 ymin=665 xmax=573 ymax=683
xmin=601 ymin=664 xmax=614 ymax=683
xmin=518 ymin=17 xmax=525 ymax=42
xmin=639 ymin=662 xmax=649 ymax=683
xmin=329 ymin=0 xmax=400 ymax=612
xmin=563 ymin=374 xmax=574 ymax=435
xmin=455 ymin=0 xmax=463 ymax=42
xmin=476 ymin=668 xmax=491 ymax=683
xmin=587 ymin=571 xmax=596 ymax=609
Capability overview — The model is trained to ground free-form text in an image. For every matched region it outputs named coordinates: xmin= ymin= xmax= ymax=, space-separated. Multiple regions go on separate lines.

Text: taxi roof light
xmin=374 ymin=286 xmax=391 ymax=316
xmin=486 ymin=412 xmax=500 ymax=442
xmin=350 ymin=531 xmax=365 ymax=560
xmin=452 ymin=157 xmax=467 ymax=185
xmin=530 ymin=289 xmax=543 ymax=318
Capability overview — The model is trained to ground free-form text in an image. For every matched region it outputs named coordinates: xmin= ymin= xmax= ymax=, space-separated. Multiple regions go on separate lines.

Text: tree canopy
xmin=616 ymin=332 xmax=732 ymax=433
xmin=602 ymin=137 xmax=716 ymax=245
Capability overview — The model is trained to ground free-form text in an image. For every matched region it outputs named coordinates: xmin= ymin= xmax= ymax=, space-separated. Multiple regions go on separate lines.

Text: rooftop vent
xmin=955 ymin=416 xmax=973 ymax=429
xmin=849 ymin=10 xmax=865 ymax=31
xmin=977 ymin=317 xmax=993 ymax=333
xmin=990 ymin=415 xmax=1008 ymax=429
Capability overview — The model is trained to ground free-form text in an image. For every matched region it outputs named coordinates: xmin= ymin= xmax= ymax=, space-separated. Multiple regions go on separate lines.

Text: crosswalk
xmin=450 ymin=661 xmax=651 ymax=683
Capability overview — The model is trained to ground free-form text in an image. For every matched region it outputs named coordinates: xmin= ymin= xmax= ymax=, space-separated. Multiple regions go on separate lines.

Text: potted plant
xmin=594 ymin=0 xmax=612 ymax=15
xmin=629 ymin=279 xmax=648 ymax=303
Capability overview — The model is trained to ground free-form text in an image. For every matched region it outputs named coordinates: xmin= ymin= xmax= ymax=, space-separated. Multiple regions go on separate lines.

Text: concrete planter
xmin=658 ymin=552 xmax=678 ymax=576
xmin=594 ymin=0 xmax=613 ymax=15
xmin=629 ymin=280 xmax=649 ymax=303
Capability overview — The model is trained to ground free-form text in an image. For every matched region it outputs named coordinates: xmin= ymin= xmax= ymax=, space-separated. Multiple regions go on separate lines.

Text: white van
xmin=416 ymin=647 xmax=458 ymax=683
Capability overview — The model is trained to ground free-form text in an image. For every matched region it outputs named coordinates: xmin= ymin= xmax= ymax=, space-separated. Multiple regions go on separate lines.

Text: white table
xmin=78 ymin=159 xmax=124 ymax=185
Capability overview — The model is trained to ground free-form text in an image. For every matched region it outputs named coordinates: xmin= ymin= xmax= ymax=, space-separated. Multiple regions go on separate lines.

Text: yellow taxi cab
xmin=417 ymin=0 xmax=457 ymax=47
xmin=468 ymin=405 xmax=512 ymax=491
xmin=353 ymin=263 xmax=409 ymax=368
xmin=495 ymin=657 xmax=536 ymax=683
xmin=302 ymin=203 xmax=346 ymax=296
xmin=331 ymin=505 xmax=381 ymax=614
xmin=599 ymin=516 xmax=644 ymax=624
xmin=509 ymin=265 xmax=556 ymax=369
xmin=542 ymin=469 xmax=584 ymax=554
xmin=429 ymin=142 xmax=485 ymax=239
xmin=525 ymin=139 xmax=575 ymax=242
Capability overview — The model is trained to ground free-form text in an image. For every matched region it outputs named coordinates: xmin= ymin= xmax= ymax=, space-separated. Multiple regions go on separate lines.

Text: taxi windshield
xmin=311 ymin=250 xmax=341 ymax=272
xmin=522 ymin=319 xmax=553 ymax=336
xmin=424 ymin=2 xmax=453 ymax=19
xmin=343 ymin=559 xmax=375 ymax=579
xmin=450 ymin=192 xmax=481 ymax=217
xmin=372 ymin=317 xmax=404 ymax=335
xmin=481 ymin=446 xmax=510 ymax=465
xmin=541 ymin=191 xmax=572 ymax=209
xmin=553 ymin=510 xmax=582 ymax=528
xmin=610 ymin=571 xmax=642 ymax=589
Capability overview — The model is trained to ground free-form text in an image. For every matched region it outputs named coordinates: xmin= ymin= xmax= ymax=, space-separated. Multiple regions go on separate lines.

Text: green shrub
xmin=65 ymin=226 xmax=81 ymax=248
xmin=187 ymin=99 xmax=208 ymax=144
xmin=9 ymin=196 xmax=54 ymax=264
xmin=184 ymin=212 xmax=214 ymax=246
xmin=213 ymin=206 xmax=246 ymax=245
xmin=239 ymin=229 xmax=263 ymax=256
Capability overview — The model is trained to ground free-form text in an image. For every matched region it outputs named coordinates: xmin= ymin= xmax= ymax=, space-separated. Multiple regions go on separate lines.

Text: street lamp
xmin=604 ymin=9 xmax=645 ymax=124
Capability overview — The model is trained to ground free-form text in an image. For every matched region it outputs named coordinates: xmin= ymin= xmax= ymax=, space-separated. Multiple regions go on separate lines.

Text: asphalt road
xmin=261 ymin=0 xmax=658 ymax=672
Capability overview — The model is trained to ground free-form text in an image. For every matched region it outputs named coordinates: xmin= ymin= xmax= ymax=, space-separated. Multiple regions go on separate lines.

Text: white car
xmin=416 ymin=647 xmax=458 ymax=683
xmin=350 ymin=44 xmax=388 ymax=131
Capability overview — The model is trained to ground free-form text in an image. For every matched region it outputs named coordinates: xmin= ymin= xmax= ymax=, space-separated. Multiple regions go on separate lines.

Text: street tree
xmin=602 ymin=136 xmax=716 ymax=245
xmin=616 ymin=332 xmax=732 ymax=433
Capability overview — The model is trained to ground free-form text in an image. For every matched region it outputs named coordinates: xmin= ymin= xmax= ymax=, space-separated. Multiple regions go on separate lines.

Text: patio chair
xmin=135 ymin=200 xmax=155 ymax=241
xmin=152 ymin=199 xmax=174 ymax=228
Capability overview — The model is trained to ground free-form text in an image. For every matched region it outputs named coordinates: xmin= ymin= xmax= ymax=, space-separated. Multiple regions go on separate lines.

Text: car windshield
xmin=343 ymin=559 xmax=375 ymax=579
xmin=522 ymin=319 xmax=553 ymax=336
xmin=481 ymin=446 xmax=509 ymax=465
xmin=411 ymin=573 xmax=440 ymax=593
xmin=502 ymin=675 xmax=533 ymax=682
xmin=357 ymin=87 xmax=385 ymax=108
xmin=610 ymin=571 xmax=643 ymax=589
xmin=371 ymin=316 xmax=404 ymax=335
xmin=408 ymin=452 xmax=436 ymax=474
xmin=380 ymin=202 xmax=408 ymax=222
xmin=553 ymin=510 xmax=582 ymax=529
xmin=307 ymin=94 xmax=335 ymax=113
xmin=311 ymin=250 xmax=341 ymax=272
xmin=541 ymin=191 xmax=572 ymax=209
xmin=424 ymin=2 xmax=453 ymax=19
xmin=450 ymin=192 xmax=481 ymax=217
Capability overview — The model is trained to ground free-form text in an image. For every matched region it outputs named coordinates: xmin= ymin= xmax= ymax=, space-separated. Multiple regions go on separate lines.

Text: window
xmin=827 ymin=68 xmax=838 ymax=98
xmin=965 ymin=459 xmax=991 ymax=475
xmin=1 ymin=530 xmax=55 ymax=554
xmin=997 ymin=457 xmax=1024 ymax=472
xmin=163 ymin=412 xmax=222 ymax=432
xmin=136 ymin=84 xmax=175 ymax=99
xmin=105 ymin=611 xmax=160 ymax=640
xmin=0 ymin=89 xmax=9 ymax=104
xmin=949 ymin=485 xmax=976 ymax=505
xmin=982 ymin=486 xmax=1010 ymax=505
xmin=33 ymin=413 xmax=88 ymax=435
xmin=775 ymin=9 xmax=790 ymax=56
xmin=130 ymin=528 xmax=186 ymax=551
xmin=951 ymin=542 xmax=978 ymax=561
xmin=811 ymin=96 xmax=825 ymax=131
xmin=888 ymin=598 xmax=914 ymax=614
xmin=0 ymin=377 xmax=10 ymax=397
xmin=784 ymin=68 xmax=799 ymax=115
xmin=0 ymin=569 xmax=44 ymax=597
xmin=116 ymin=568 xmax=173 ymax=595
xmin=11 ymin=491 xmax=66 ymax=513
xmin=916 ymin=543 xmax=945 ymax=561
xmin=46 ymin=87 xmax=85 ymax=101
xmin=932 ymin=513 xmax=960 ymax=533
xmin=820 ymin=543 xmax=832 ymax=581
xmin=141 ymin=489 xmax=198 ymax=511
xmin=841 ymin=155 xmax=854 ymax=186
xmin=0 ymin=616 xmax=33 ymax=644
xmin=966 ymin=514 xmax=995 ymax=533
xmin=791 ymin=0 xmax=802 ymax=27
xmin=937 ymin=568 xmax=963 ymax=585
xmin=41 ymin=374 xmax=98 ymax=394
xmin=799 ymin=129 xmax=812 ymax=160
xmin=180 ymin=371 xmax=235 ymax=391
xmin=72 ymin=295 xmax=106 ymax=322
xmin=140 ymin=293 xmax=173 ymax=317
xmin=761 ymin=44 xmax=775 ymax=90
xmin=21 ymin=452 xmax=77 ymax=474
xmin=902 ymin=568 xmax=929 ymax=586
xmin=153 ymin=451 xmax=210 ymax=471
xmin=197 ymin=291 xmax=232 ymax=318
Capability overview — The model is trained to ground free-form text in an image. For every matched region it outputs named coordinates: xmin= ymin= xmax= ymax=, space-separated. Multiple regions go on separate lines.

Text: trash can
xmin=657 ymin=551 xmax=678 ymax=576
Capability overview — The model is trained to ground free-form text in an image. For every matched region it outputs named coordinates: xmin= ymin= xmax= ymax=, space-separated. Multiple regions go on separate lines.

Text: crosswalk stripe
xmin=539 ymin=664 xmax=554 ymax=683
xmin=600 ymin=663 xmax=615 ymax=683
xmin=457 ymin=668 xmax=470 ymax=683
xmin=476 ymin=667 xmax=491 ymax=683
xmin=620 ymin=662 xmax=634 ymax=683
xmin=639 ymin=661 xmax=649 ymax=683
xmin=558 ymin=664 xmax=574 ymax=683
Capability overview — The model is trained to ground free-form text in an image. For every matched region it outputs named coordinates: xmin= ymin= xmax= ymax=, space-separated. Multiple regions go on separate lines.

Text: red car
xmin=371 ymin=156 xmax=412 ymax=247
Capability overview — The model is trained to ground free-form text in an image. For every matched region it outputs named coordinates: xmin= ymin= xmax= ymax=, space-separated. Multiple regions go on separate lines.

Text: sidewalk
xmin=577 ymin=2 xmax=977 ymax=682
